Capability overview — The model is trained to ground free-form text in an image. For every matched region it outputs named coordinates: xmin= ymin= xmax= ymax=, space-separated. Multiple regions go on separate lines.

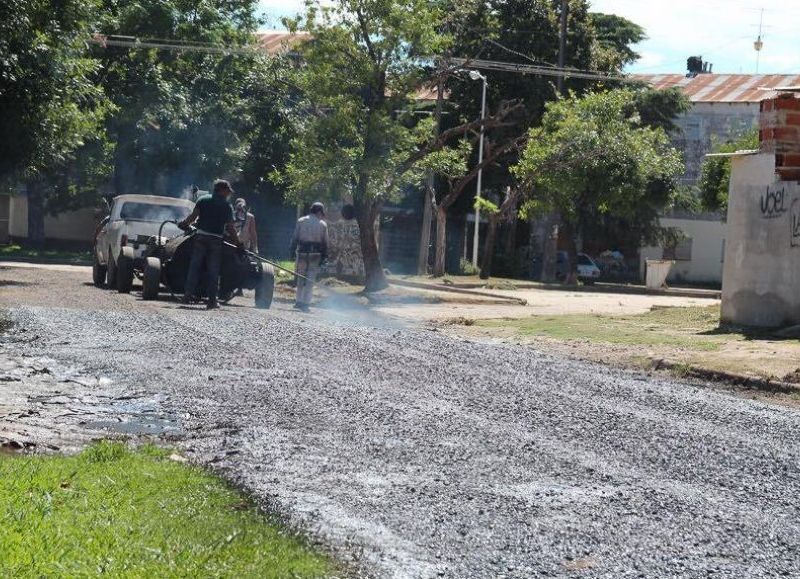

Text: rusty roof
xmin=631 ymin=73 xmax=800 ymax=103
xmin=256 ymin=31 xmax=310 ymax=55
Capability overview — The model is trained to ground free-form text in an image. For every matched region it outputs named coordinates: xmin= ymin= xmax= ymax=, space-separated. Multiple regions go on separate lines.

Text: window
xmin=663 ymin=238 xmax=693 ymax=261
xmin=118 ymin=202 xmax=191 ymax=222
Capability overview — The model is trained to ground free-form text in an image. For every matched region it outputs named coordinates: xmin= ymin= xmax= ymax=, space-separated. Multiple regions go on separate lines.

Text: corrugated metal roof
xmin=256 ymin=31 xmax=310 ymax=55
xmin=631 ymin=73 xmax=800 ymax=103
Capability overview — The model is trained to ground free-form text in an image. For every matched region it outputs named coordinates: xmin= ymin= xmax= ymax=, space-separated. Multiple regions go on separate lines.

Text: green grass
xmin=480 ymin=305 xmax=727 ymax=350
xmin=0 ymin=243 xmax=91 ymax=264
xmin=0 ymin=442 xmax=332 ymax=578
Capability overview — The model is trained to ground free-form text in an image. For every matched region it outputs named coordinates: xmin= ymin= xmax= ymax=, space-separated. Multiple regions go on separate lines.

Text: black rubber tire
xmin=254 ymin=265 xmax=275 ymax=310
xmin=142 ymin=257 xmax=161 ymax=300
xmin=92 ymin=252 xmax=107 ymax=287
xmin=106 ymin=247 xmax=117 ymax=289
xmin=116 ymin=247 xmax=135 ymax=293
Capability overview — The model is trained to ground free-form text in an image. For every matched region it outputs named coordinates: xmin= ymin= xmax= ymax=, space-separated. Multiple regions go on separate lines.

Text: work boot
xmin=206 ymin=301 xmax=220 ymax=310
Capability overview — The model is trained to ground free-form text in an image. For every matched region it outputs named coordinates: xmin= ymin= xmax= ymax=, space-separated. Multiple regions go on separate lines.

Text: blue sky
xmin=258 ymin=0 xmax=800 ymax=75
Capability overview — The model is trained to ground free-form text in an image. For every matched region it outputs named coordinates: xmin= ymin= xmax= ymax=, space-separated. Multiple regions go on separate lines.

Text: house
xmin=633 ymin=71 xmax=800 ymax=285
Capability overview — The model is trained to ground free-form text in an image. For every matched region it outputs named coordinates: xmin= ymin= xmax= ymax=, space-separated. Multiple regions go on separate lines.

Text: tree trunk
xmin=503 ymin=212 xmax=517 ymax=256
xmin=479 ymin=213 xmax=500 ymax=280
xmin=416 ymin=185 xmax=433 ymax=275
xmin=26 ymin=179 xmax=46 ymax=247
xmin=433 ymin=206 xmax=447 ymax=277
xmin=561 ymin=219 xmax=579 ymax=286
xmin=541 ymin=211 xmax=560 ymax=283
xmin=354 ymin=198 xmax=388 ymax=292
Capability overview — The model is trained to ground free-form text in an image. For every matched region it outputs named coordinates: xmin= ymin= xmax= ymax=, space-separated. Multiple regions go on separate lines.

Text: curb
xmin=392 ymin=278 xmax=720 ymax=300
xmin=390 ymin=279 xmax=528 ymax=305
xmin=652 ymin=359 xmax=800 ymax=394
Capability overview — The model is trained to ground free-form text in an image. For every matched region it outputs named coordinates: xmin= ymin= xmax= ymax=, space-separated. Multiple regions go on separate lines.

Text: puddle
xmin=84 ymin=414 xmax=176 ymax=435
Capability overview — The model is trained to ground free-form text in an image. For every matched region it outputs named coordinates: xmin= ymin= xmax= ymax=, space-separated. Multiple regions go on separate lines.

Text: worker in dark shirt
xmin=178 ymin=179 xmax=241 ymax=309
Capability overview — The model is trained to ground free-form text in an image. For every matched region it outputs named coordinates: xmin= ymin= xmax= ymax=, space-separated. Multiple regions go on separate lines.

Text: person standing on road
xmin=290 ymin=202 xmax=328 ymax=312
xmin=179 ymin=179 xmax=241 ymax=310
xmin=233 ymin=198 xmax=259 ymax=254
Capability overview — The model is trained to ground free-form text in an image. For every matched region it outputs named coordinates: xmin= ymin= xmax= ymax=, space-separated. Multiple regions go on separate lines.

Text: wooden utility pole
xmin=557 ymin=0 xmax=568 ymax=94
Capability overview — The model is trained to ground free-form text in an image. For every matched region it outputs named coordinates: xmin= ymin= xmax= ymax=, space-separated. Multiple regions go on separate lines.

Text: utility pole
xmin=557 ymin=0 xmax=568 ymax=94
xmin=416 ymin=75 xmax=444 ymax=275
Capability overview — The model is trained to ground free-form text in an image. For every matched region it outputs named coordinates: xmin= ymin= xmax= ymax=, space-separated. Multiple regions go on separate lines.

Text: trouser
xmin=185 ymin=234 xmax=223 ymax=304
xmin=295 ymin=252 xmax=321 ymax=306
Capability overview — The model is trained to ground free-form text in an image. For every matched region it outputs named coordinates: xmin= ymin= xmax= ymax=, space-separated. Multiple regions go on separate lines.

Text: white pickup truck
xmin=93 ymin=194 xmax=195 ymax=291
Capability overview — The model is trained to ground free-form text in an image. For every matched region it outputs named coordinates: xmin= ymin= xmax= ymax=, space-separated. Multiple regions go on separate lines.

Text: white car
xmin=93 ymin=194 xmax=194 ymax=291
xmin=555 ymin=251 xmax=602 ymax=284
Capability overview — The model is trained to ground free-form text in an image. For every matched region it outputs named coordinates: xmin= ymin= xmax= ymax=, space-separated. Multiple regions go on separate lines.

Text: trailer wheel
xmin=106 ymin=247 xmax=117 ymax=288
xmin=254 ymin=264 xmax=274 ymax=309
xmin=92 ymin=252 xmax=107 ymax=288
xmin=116 ymin=247 xmax=135 ymax=293
xmin=142 ymin=257 xmax=161 ymax=300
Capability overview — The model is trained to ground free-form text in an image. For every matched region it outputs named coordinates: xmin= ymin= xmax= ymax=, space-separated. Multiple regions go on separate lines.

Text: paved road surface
xmin=1 ymin=263 xmax=799 ymax=578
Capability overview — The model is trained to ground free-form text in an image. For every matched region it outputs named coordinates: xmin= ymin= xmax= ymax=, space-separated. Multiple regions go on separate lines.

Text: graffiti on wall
xmin=791 ymin=198 xmax=800 ymax=248
xmin=325 ymin=219 xmax=365 ymax=279
xmin=760 ymin=185 xmax=788 ymax=219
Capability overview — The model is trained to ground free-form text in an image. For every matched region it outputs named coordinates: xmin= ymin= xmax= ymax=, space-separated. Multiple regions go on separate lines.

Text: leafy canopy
xmin=698 ymin=128 xmax=758 ymax=212
xmin=281 ymin=0 xmax=452 ymax=205
xmin=514 ymin=89 xmax=684 ymax=224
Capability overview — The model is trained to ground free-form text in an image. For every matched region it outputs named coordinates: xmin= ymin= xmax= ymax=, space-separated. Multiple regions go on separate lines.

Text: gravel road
xmin=2 ymin=263 xmax=800 ymax=578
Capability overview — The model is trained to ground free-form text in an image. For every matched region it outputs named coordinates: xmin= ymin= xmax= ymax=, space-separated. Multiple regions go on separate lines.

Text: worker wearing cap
xmin=290 ymin=202 xmax=329 ymax=311
xmin=179 ymin=179 xmax=241 ymax=310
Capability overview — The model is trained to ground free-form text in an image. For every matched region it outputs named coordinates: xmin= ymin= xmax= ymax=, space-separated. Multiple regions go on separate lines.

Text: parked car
xmin=93 ymin=195 xmax=194 ymax=290
xmin=555 ymin=251 xmax=602 ymax=284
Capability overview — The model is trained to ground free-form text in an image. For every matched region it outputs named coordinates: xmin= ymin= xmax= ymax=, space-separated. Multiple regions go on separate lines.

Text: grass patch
xmin=480 ymin=305 xmax=726 ymax=350
xmin=0 ymin=441 xmax=332 ymax=578
xmin=0 ymin=243 xmax=91 ymax=264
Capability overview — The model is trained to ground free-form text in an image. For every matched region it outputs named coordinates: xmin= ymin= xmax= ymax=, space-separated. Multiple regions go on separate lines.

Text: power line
xmin=449 ymin=57 xmax=634 ymax=83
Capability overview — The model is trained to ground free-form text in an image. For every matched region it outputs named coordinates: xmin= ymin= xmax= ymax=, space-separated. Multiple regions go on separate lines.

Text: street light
xmin=469 ymin=70 xmax=487 ymax=268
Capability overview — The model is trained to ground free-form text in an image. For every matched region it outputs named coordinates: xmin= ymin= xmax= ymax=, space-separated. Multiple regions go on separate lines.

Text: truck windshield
xmin=118 ymin=202 xmax=191 ymax=222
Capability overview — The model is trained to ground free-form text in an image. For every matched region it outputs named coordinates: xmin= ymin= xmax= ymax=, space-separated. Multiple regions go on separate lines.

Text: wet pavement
xmin=1 ymin=263 xmax=800 ymax=578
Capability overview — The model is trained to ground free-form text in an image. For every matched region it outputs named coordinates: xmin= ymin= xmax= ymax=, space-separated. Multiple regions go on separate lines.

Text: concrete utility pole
xmin=416 ymin=77 xmax=444 ymax=275
xmin=470 ymin=70 xmax=488 ymax=269
xmin=557 ymin=0 xmax=568 ymax=94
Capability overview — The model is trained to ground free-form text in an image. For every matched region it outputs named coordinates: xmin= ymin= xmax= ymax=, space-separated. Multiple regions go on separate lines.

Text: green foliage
xmin=281 ymin=0 xmax=450 ymax=206
xmin=590 ymin=12 xmax=646 ymax=71
xmin=0 ymin=442 xmax=331 ymax=577
xmin=96 ymin=0 xmax=266 ymax=196
xmin=515 ymin=89 xmax=684 ymax=240
xmin=698 ymin=128 xmax=759 ymax=212
xmin=0 ymin=0 xmax=114 ymax=190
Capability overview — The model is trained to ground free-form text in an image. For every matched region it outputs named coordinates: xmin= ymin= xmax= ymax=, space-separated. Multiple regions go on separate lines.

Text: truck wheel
xmin=116 ymin=247 xmax=135 ymax=293
xmin=92 ymin=253 xmax=107 ymax=288
xmin=254 ymin=265 xmax=274 ymax=309
xmin=142 ymin=257 xmax=161 ymax=300
xmin=106 ymin=247 xmax=117 ymax=288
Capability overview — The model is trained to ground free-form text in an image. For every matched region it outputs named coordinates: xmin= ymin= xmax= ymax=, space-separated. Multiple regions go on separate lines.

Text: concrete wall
xmin=672 ymin=102 xmax=759 ymax=185
xmin=720 ymin=152 xmax=800 ymax=327
xmin=6 ymin=194 xmax=98 ymax=244
xmin=640 ymin=216 xmax=727 ymax=284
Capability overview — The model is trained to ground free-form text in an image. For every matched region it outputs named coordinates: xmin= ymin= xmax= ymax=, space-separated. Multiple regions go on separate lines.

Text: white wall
xmin=721 ymin=152 xmax=800 ymax=327
xmin=7 ymin=194 xmax=98 ymax=243
xmin=640 ymin=216 xmax=727 ymax=284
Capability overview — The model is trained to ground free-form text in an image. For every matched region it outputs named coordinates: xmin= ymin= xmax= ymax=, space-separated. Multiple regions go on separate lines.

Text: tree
xmin=431 ymin=1 xmax=647 ymax=278
xmin=514 ymin=89 xmax=684 ymax=283
xmin=698 ymin=128 xmax=759 ymax=213
xmin=283 ymin=0 xmax=505 ymax=291
xmin=590 ymin=12 xmax=646 ymax=72
xmin=0 ymin=0 xmax=113 ymax=245
xmin=94 ymin=0 xmax=263 ymax=196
